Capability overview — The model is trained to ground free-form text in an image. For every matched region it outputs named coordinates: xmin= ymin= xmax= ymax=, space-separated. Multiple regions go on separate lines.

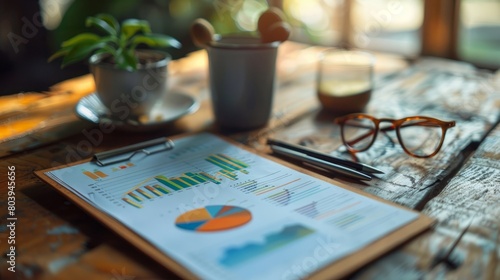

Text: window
xmin=459 ymin=0 xmax=500 ymax=68
xmin=282 ymin=0 xmax=424 ymax=56
xmin=283 ymin=0 xmax=344 ymax=46
xmin=350 ymin=0 xmax=423 ymax=56
xmin=279 ymin=0 xmax=500 ymax=68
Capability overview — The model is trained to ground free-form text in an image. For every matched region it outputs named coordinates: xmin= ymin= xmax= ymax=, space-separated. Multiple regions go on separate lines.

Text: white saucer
xmin=75 ymin=90 xmax=200 ymax=132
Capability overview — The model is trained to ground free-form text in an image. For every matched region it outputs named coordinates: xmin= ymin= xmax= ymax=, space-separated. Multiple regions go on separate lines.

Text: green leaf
xmin=114 ymin=50 xmax=137 ymax=71
xmin=131 ymin=34 xmax=181 ymax=49
xmin=61 ymin=41 xmax=107 ymax=68
xmin=48 ymin=48 xmax=70 ymax=62
xmin=96 ymin=45 xmax=117 ymax=56
xmin=94 ymin=14 xmax=120 ymax=33
xmin=61 ymin=33 xmax=101 ymax=48
xmin=121 ymin=19 xmax=151 ymax=40
xmin=86 ymin=16 xmax=117 ymax=36
xmin=123 ymin=50 xmax=138 ymax=70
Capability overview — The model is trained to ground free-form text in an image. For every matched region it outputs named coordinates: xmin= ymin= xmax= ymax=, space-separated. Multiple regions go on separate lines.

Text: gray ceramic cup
xmin=207 ymin=35 xmax=279 ymax=130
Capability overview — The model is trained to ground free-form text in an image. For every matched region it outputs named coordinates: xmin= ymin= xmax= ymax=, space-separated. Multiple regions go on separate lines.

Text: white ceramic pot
xmin=89 ymin=50 xmax=171 ymax=120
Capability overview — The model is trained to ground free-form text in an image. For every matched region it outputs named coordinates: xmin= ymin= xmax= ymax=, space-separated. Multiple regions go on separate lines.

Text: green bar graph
xmin=179 ymin=176 xmax=199 ymax=185
xmin=217 ymin=154 xmax=249 ymax=168
xmin=206 ymin=157 xmax=237 ymax=171
xmin=155 ymin=175 xmax=183 ymax=191
xmin=186 ymin=172 xmax=207 ymax=183
xmin=154 ymin=184 xmax=170 ymax=194
xmin=137 ymin=188 xmax=153 ymax=199
xmin=121 ymin=153 xmax=254 ymax=208
xmin=199 ymin=172 xmax=221 ymax=184
xmin=221 ymin=169 xmax=237 ymax=177
xmin=171 ymin=178 xmax=190 ymax=188
xmin=210 ymin=155 xmax=241 ymax=170
xmin=151 ymin=153 xmax=250 ymax=194
xmin=128 ymin=192 xmax=142 ymax=202
xmin=221 ymin=169 xmax=238 ymax=179
xmin=205 ymin=154 xmax=251 ymax=177
xmin=145 ymin=185 xmax=162 ymax=196
xmin=122 ymin=198 xmax=142 ymax=208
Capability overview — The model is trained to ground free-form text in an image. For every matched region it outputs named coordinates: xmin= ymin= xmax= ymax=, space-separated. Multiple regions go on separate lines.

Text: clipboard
xmin=35 ymin=133 xmax=434 ymax=280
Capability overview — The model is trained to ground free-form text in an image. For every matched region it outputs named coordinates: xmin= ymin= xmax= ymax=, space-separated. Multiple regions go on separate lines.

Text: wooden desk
xmin=1 ymin=42 xmax=499 ymax=279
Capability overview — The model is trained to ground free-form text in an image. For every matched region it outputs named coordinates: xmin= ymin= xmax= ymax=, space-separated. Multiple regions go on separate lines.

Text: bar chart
xmin=122 ymin=184 xmax=171 ymax=208
xmin=120 ymin=153 xmax=251 ymax=208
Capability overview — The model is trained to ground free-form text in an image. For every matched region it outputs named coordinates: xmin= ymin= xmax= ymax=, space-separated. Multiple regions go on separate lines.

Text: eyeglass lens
xmin=398 ymin=119 xmax=443 ymax=157
xmin=343 ymin=118 xmax=376 ymax=151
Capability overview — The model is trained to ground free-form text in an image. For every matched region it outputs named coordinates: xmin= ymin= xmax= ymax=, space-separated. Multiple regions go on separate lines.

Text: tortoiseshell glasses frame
xmin=334 ymin=114 xmax=456 ymax=158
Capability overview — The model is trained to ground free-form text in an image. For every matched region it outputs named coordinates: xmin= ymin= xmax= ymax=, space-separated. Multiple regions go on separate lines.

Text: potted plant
xmin=49 ymin=13 xmax=181 ymax=120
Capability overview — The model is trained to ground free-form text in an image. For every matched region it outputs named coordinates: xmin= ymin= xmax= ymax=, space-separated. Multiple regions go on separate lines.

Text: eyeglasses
xmin=334 ymin=114 xmax=456 ymax=158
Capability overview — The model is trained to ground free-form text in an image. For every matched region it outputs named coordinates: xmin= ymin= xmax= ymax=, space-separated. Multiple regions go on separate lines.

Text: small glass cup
xmin=317 ymin=50 xmax=374 ymax=114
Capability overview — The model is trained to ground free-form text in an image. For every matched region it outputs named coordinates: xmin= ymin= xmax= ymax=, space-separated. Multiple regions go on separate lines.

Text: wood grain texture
xmin=350 ymin=116 xmax=500 ymax=280
xmin=271 ymin=57 xmax=500 ymax=209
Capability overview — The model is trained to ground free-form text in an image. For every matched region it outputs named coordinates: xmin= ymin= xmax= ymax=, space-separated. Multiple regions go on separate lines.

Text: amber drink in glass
xmin=317 ymin=50 xmax=374 ymax=114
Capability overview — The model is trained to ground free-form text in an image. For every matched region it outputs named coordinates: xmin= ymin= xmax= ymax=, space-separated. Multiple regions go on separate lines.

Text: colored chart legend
xmin=85 ymin=163 xmax=134 ymax=181
xmin=112 ymin=162 xmax=135 ymax=172
xmin=175 ymin=205 xmax=252 ymax=232
xmin=83 ymin=169 xmax=108 ymax=180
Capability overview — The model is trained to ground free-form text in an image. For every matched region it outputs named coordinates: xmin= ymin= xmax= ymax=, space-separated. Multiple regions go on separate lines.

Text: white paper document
xmin=46 ymin=133 xmax=417 ymax=280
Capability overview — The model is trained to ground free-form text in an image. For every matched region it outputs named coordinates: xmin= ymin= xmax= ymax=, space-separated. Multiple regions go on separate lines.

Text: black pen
xmin=270 ymin=145 xmax=372 ymax=181
xmin=267 ymin=138 xmax=384 ymax=174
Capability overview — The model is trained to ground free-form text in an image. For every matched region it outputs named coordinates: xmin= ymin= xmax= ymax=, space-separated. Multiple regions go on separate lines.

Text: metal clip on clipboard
xmin=92 ymin=138 xmax=175 ymax=166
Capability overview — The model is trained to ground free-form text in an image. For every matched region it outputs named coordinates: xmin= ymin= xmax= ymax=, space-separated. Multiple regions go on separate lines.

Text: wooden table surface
xmin=1 ymin=42 xmax=499 ymax=280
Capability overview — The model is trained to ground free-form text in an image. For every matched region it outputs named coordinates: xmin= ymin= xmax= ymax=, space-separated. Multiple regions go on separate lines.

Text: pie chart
xmin=175 ymin=205 xmax=252 ymax=232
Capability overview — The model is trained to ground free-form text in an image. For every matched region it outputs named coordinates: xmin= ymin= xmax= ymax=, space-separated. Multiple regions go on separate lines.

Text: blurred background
xmin=1 ymin=0 xmax=499 ymax=96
